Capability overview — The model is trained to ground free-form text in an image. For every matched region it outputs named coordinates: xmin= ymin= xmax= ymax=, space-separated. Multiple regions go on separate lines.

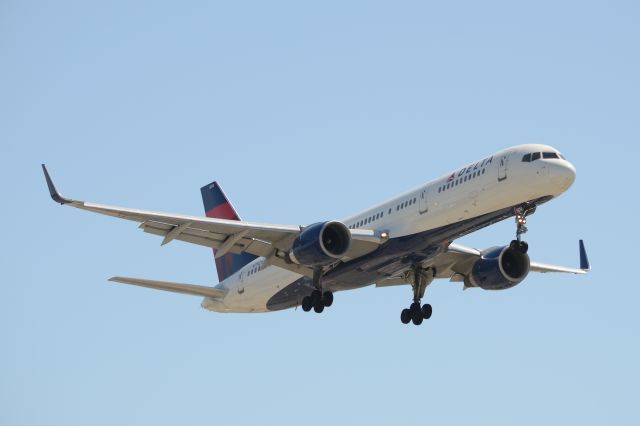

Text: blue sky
xmin=1 ymin=1 xmax=638 ymax=425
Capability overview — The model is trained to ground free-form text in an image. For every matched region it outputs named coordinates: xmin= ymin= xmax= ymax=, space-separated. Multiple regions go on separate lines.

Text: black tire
xmin=422 ymin=304 xmax=433 ymax=319
xmin=313 ymin=302 xmax=325 ymax=313
xmin=519 ymin=241 xmax=529 ymax=253
xmin=311 ymin=290 xmax=321 ymax=303
xmin=510 ymin=240 xmax=519 ymax=251
xmin=412 ymin=315 xmax=423 ymax=326
xmin=410 ymin=302 xmax=421 ymax=316
xmin=301 ymin=296 xmax=312 ymax=312
xmin=323 ymin=291 xmax=334 ymax=307
xmin=401 ymin=309 xmax=412 ymax=324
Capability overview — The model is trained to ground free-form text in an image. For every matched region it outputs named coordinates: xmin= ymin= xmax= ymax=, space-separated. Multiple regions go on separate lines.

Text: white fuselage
xmin=202 ymin=144 xmax=576 ymax=313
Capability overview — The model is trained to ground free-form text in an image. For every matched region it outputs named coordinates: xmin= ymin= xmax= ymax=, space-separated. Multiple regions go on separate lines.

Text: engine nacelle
xmin=466 ymin=246 xmax=530 ymax=290
xmin=289 ymin=221 xmax=352 ymax=267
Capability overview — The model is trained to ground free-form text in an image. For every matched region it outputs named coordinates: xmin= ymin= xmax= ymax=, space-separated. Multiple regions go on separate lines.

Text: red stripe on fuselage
xmin=206 ymin=203 xmax=239 ymax=220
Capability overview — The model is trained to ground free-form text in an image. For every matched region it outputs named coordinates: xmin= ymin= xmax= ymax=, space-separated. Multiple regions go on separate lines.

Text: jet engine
xmin=465 ymin=246 xmax=530 ymax=290
xmin=289 ymin=221 xmax=351 ymax=267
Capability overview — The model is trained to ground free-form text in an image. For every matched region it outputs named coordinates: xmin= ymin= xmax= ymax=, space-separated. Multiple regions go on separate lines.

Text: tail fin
xmin=201 ymin=181 xmax=257 ymax=282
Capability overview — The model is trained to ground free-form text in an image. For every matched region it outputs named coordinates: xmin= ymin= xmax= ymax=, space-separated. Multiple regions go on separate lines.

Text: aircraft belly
xmin=221 ymin=267 xmax=302 ymax=313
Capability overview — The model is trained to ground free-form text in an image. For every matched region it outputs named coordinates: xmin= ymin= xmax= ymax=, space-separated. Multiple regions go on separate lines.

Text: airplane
xmin=42 ymin=144 xmax=590 ymax=326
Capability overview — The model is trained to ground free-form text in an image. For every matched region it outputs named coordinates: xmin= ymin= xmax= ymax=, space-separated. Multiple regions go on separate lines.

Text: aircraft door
xmin=419 ymin=187 xmax=429 ymax=214
xmin=498 ymin=154 xmax=509 ymax=181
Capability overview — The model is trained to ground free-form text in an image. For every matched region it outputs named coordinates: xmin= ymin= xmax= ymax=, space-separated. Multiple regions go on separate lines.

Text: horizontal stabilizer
xmin=109 ymin=277 xmax=226 ymax=299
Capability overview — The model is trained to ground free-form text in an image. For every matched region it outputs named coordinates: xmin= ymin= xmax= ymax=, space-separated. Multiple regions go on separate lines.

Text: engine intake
xmin=290 ymin=221 xmax=352 ymax=267
xmin=466 ymin=246 xmax=530 ymax=290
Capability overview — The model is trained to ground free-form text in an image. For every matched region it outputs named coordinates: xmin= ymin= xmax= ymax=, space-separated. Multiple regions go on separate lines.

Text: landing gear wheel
xmin=323 ymin=291 xmax=333 ymax=307
xmin=422 ymin=304 xmax=432 ymax=319
xmin=301 ymin=296 xmax=312 ymax=312
xmin=399 ymin=266 xmax=436 ymax=325
xmin=313 ymin=301 xmax=325 ymax=313
xmin=410 ymin=302 xmax=422 ymax=316
xmin=510 ymin=239 xmax=529 ymax=254
xmin=401 ymin=309 xmax=412 ymax=324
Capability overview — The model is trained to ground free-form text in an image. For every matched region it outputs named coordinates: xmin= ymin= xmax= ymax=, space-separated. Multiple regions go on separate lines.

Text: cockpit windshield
xmin=522 ymin=151 xmax=564 ymax=162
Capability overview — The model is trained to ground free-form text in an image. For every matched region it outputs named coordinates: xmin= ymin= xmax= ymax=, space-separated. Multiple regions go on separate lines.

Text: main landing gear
xmin=301 ymin=267 xmax=334 ymax=314
xmin=510 ymin=204 xmax=536 ymax=254
xmin=400 ymin=266 xmax=435 ymax=326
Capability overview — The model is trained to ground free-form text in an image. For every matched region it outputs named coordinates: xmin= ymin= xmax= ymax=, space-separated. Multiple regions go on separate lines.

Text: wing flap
xmin=109 ymin=277 xmax=227 ymax=298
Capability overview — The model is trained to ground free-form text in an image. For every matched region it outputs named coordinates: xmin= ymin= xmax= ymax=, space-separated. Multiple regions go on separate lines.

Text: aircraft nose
xmin=550 ymin=161 xmax=576 ymax=191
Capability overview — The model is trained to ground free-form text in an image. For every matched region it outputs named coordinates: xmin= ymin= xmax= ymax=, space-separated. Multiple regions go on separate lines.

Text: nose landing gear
xmin=511 ymin=204 xmax=536 ymax=253
xmin=400 ymin=266 xmax=435 ymax=326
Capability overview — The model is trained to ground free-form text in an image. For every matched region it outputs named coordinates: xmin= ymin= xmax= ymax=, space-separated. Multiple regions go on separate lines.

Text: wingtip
xmin=579 ymin=239 xmax=591 ymax=271
xmin=42 ymin=164 xmax=72 ymax=204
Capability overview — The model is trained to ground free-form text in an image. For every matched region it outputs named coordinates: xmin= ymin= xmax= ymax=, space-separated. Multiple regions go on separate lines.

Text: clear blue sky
xmin=1 ymin=1 xmax=638 ymax=425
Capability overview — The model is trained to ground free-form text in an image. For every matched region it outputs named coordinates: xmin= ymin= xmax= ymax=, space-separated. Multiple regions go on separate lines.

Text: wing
xmin=43 ymin=165 xmax=384 ymax=277
xmin=376 ymin=240 xmax=590 ymax=287
xmin=447 ymin=240 xmax=590 ymax=275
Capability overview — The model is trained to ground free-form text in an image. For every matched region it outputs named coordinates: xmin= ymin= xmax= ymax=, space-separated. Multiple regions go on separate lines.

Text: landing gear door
xmin=419 ymin=187 xmax=429 ymax=214
xmin=498 ymin=154 xmax=509 ymax=181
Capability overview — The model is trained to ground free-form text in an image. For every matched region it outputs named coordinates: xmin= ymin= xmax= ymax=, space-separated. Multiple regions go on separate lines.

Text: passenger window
xmin=388 ymin=208 xmax=392 ymax=214
xmin=532 ymin=152 xmax=541 ymax=161
xmin=413 ymin=197 xmax=416 ymax=203
xmin=522 ymin=153 xmax=531 ymax=162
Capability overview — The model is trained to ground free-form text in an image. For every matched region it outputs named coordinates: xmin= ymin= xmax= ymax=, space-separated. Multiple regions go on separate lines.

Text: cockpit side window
xmin=531 ymin=152 xmax=541 ymax=161
xmin=522 ymin=153 xmax=532 ymax=162
xmin=543 ymin=152 xmax=559 ymax=159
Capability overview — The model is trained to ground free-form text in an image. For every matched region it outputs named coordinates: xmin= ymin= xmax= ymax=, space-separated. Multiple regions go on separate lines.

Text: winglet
xmin=579 ymin=239 xmax=590 ymax=271
xmin=42 ymin=164 xmax=73 ymax=204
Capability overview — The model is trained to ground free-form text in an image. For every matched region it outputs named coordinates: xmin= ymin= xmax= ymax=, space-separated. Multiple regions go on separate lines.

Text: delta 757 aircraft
xmin=43 ymin=144 xmax=590 ymax=326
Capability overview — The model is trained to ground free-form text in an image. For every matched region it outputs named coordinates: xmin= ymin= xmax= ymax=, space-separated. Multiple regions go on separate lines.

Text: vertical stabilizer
xmin=200 ymin=182 xmax=257 ymax=282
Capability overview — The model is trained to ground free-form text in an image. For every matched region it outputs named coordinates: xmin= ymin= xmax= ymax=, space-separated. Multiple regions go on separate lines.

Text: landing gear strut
xmin=301 ymin=267 xmax=334 ymax=314
xmin=400 ymin=266 xmax=435 ymax=326
xmin=510 ymin=204 xmax=536 ymax=254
